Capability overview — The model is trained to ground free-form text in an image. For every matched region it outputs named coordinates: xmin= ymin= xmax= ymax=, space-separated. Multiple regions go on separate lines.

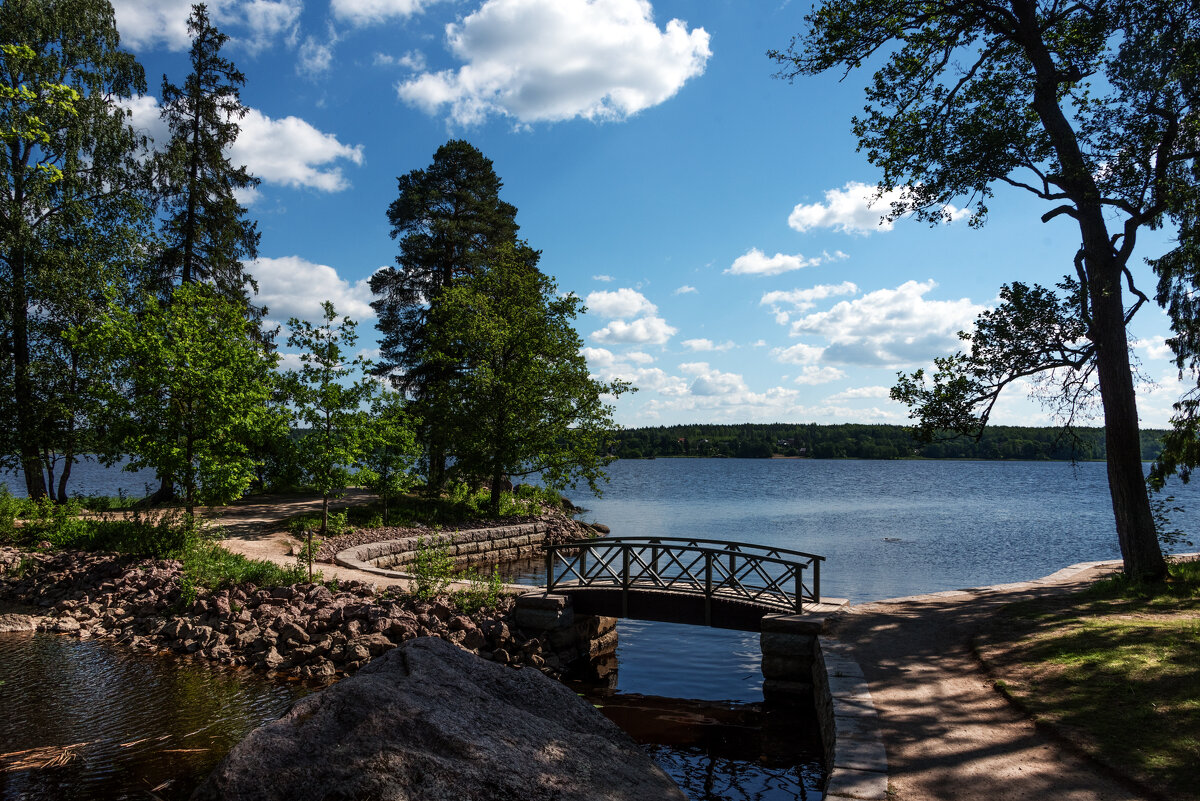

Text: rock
xmin=192 ymin=637 xmax=684 ymax=801
xmin=0 ymin=613 xmax=38 ymax=633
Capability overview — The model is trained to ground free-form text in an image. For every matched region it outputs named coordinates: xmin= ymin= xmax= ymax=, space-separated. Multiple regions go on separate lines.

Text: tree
xmin=370 ymin=140 xmax=520 ymax=492
xmin=88 ymin=282 xmax=281 ymax=516
xmin=771 ymin=0 xmax=1200 ymax=580
xmin=287 ymin=303 xmax=378 ymax=552
xmin=358 ymin=391 xmax=421 ymax=525
xmin=424 ymin=243 xmax=630 ymax=516
xmin=155 ymin=2 xmax=259 ymax=297
xmin=0 ymin=0 xmax=149 ymax=498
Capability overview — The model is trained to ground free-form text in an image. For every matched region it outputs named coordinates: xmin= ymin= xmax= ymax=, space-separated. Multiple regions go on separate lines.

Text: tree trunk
xmin=11 ymin=247 xmax=47 ymax=500
xmin=1089 ymin=255 xmax=1167 ymax=580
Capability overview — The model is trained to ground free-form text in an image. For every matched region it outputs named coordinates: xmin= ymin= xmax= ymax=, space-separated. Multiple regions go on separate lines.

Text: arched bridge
xmin=542 ymin=536 xmax=825 ymax=632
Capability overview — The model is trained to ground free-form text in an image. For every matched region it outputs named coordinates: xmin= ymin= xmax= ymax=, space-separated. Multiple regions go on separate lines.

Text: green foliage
xmin=179 ymin=538 xmax=305 ymax=591
xmin=411 ymin=535 xmax=455 ymax=601
xmin=453 ymin=565 xmax=505 ymax=614
xmin=358 ymin=391 xmax=421 ymax=524
xmin=286 ymin=301 xmax=378 ymax=535
xmin=84 ymin=283 xmax=282 ymax=514
xmin=425 ymin=242 xmax=630 ymax=516
xmin=0 ymin=0 xmax=152 ymax=500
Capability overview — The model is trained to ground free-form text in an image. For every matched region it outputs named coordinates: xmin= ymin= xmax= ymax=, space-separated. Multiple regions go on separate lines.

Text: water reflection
xmin=0 ymin=633 xmax=308 ymax=801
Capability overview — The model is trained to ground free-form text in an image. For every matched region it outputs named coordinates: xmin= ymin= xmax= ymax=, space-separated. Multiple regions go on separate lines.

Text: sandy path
xmin=829 ymin=562 xmax=1152 ymax=801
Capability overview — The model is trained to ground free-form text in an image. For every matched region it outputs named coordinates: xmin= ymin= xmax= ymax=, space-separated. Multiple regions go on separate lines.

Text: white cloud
xmin=674 ymin=284 xmax=698 ymax=295
xmin=761 ymin=282 xmax=859 ymax=321
xmin=375 ymin=51 xmax=429 ymax=70
xmin=726 ymin=247 xmax=847 ymax=277
xmin=332 ymin=0 xmax=443 ymax=26
xmin=584 ymin=288 xmax=657 ymax=319
xmin=397 ymin=0 xmax=711 ymax=126
xmin=112 ymin=0 xmax=300 ymax=52
xmin=790 ymin=280 xmax=984 ymax=367
xmin=298 ymin=35 xmax=337 ymax=75
xmin=592 ymin=316 xmax=677 ymax=345
xmin=592 ymin=274 xmax=615 ymax=282
xmin=1134 ymin=337 xmax=1174 ymax=361
xmin=248 ymin=256 xmax=375 ymax=323
xmin=231 ymin=108 xmax=365 ymax=192
xmin=826 ymin=385 xmax=892 ymax=402
xmin=682 ymin=338 xmax=734 ymax=352
xmin=625 ymin=351 xmax=654 ymax=364
xmin=793 ymin=366 xmax=846 ymax=385
xmin=788 ymin=181 xmax=970 ymax=235
xmin=123 ymin=97 xmax=365 ymax=197
xmin=773 ymin=342 xmax=825 ymax=365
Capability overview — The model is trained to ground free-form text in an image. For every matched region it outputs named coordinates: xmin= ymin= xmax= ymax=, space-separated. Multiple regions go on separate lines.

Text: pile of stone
xmin=0 ymin=547 xmax=572 ymax=680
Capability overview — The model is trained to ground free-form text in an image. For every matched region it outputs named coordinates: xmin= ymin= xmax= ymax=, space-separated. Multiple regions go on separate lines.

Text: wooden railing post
xmin=621 ymin=545 xmax=630 ymax=618
xmin=544 ymin=546 xmax=554 ymax=593
xmin=704 ymin=551 xmax=713 ymax=626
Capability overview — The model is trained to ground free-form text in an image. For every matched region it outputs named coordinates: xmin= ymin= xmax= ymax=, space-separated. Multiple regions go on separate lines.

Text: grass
xmin=978 ymin=558 xmax=1200 ymax=801
xmin=284 ymin=482 xmax=567 ymax=533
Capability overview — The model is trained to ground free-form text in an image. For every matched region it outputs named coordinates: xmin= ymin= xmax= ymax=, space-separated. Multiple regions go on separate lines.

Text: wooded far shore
xmin=611 ymin=423 xmax=1169 ymax=462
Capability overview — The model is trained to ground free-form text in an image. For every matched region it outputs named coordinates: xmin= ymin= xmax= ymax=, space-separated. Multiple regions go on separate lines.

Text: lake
xmin=5 ymin=457 xmax=1196 ymax=801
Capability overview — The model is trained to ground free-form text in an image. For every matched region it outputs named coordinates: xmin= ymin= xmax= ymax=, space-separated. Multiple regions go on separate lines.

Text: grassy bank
xmin=976 ymin=559 xmax=1200 ymax=801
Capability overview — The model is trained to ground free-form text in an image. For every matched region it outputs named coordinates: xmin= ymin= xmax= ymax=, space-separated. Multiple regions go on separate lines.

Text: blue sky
xmin=113 ymin=0 xmax=1186 ymax=429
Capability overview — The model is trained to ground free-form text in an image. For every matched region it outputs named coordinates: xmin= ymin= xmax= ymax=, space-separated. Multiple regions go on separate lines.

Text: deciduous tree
xmin=772 ymin=0 xmax=1200 ymax=579
xmin=0 ymin=0 xmax=149 ymax=498
xmin=425 ymin=243 xmax=630 ymax=516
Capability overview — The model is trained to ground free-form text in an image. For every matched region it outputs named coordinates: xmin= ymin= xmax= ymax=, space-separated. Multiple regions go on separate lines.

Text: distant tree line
xmin=611 ymin=424 xmax=1169 ymax=462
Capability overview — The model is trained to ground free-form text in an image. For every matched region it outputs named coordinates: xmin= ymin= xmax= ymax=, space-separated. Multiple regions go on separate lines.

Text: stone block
xmin=761 ymin=613 xmax=825 ymax=635
xmin=761 ymin=653 xmax=814 ymax=680
xmin=825 ymin=767 xmax=888 ymax=800
xmin=762 ymin=677 xmax=814 ymax=704
xmin=760 ymin=631 xmax=816 ymax=658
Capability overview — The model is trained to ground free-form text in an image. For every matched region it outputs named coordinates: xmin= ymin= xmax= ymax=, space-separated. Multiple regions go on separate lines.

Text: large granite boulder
xmin=193 ymin=637 xmax=684 ymax=801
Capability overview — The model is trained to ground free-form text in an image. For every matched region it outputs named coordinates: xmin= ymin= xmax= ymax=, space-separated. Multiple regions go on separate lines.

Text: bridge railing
xmin=544 ymin=536 xmax=824 ymax=615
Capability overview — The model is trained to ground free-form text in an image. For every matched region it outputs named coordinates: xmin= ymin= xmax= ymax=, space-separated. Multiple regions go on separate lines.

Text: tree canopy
xmin=370 ymin=140 xmax=520 ymax=491
xmin=772 ymin=0 xmax=1200 ymax=579
xmin=424 ymin=242 xmax=629 ymax=515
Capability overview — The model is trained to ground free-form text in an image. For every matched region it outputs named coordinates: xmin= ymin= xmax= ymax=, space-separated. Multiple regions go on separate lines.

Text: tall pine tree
xmin=370 ymin=140 xmax=520 ymax=491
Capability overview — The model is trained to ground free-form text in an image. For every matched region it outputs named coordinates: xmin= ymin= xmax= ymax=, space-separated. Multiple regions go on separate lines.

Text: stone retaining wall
xmin=336 ymin=523 xmax=549 ymax=578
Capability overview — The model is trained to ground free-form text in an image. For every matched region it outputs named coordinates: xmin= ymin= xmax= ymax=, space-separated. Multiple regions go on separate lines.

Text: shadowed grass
xmin=979 ymin=558 xmax=1200 ymax=801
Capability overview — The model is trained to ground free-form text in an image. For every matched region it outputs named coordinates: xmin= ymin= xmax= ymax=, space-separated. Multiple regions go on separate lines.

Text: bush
xmin=453 ymin=565 xmax=504 ymax=613
xmin=411 ymin=535 xmax=455 ymax=601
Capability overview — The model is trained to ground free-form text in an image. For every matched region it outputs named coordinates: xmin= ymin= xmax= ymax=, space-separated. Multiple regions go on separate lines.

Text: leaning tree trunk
xmin=1089 ymin=252 xmax=1168 ymax=581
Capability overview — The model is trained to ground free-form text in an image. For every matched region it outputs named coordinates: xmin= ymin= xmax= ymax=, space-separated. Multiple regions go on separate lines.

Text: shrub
xmin=411 ymin=535 xmax=455 ymax=600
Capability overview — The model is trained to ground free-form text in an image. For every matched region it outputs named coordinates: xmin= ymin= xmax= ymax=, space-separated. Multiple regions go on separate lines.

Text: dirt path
xmin=829 ymin=562 xmax=1153 ymax=801
xmin=204 ymin=489 xmax=392 ymax=586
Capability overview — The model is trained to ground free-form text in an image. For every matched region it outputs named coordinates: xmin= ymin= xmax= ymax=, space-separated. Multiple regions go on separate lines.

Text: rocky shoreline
xmin=0 ymin=546 xmax=578 ymax=681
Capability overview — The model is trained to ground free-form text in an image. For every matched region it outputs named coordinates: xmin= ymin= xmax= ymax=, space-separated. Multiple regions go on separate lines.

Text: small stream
xmin=0 ymin=628 xmax=311 ymax=801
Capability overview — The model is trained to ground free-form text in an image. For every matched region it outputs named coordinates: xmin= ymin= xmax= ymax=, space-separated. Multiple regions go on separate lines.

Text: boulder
xmin=192 ymin=637 xmax=684 ymax=801
xmin=0 ymin=613 xmax=38 ymax=633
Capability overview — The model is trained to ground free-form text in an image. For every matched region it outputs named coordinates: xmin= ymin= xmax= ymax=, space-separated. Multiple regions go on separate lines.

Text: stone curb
xmin=817 ymin=553 xmax=1200 ymax=800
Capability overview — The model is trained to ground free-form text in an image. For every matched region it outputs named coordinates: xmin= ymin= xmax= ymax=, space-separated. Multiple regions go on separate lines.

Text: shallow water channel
xmin=0 ymin=628 xmax=310 ymax=801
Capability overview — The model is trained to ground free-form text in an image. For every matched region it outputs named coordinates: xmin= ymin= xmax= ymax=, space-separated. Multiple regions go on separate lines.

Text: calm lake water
xmin=5 ymin=457 xmax=1196 ymax=801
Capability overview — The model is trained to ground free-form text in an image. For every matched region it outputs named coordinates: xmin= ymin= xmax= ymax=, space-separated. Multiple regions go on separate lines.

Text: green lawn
xmin=977 ymin=559 xmax=1200 ymax=801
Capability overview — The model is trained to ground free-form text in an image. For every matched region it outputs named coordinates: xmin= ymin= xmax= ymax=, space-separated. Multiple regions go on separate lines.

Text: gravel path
xmin=828 ymin=562 xmax=1156 ymax=801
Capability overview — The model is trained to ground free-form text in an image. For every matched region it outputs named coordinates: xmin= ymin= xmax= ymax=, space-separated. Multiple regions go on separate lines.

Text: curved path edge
xmin=819 ymin=554 xmax=1198 ymax=801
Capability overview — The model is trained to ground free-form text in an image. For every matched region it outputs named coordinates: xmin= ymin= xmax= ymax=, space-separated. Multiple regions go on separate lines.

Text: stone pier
xmin=514 ymin=593 xmax=618 ymax=669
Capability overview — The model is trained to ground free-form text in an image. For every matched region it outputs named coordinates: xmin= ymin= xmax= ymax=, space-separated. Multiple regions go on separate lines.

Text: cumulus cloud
xmin=826 ymin=385 xmax=892 ymax=402
xmin=298 ymin=35 xmax=337 ymax=75
xmin=592 ymin=274 xmax=615 ymax=282
xmin=773 ymin=342 xmax=825 ymax=365
xmin=123 ymin=97 xmax=365 ymax=196
xmin=332 ymin=0 xmax=444 ymax=25
xmin=790 ymin=280 xmax=984 ymax=367
xmin=397 ymin=0 xmax=711 ymax=126
xmin=584 ymin=288 xmax=656 ymax=319
xmin=793 ymin=366 xmax=846 ymax=385
xmin=248 ymin=256 xmax=375 ymax=323
xmin=726 ymin=247 xmax=847 ymax=277
xmin=112 ymin=0 xmax=300 ymax=52
xmin=674 ymin=284 xmax=697 ymax=295
xmin=682 ymin=338 xmax=734 ymax=352
xmin=1134 ymin=337 xmax=1174 ymax=361
xmin=761 ymin=281 xmax=859 ymax=325
xmin=788 ymin=181 xmax=971 ymax=235
xmin=592 ymin=316 xmax=677 ymax=345
xmin=231 ymin=109 xmax=365 ymax=192
xmin=375 ymin=51 xmax=429 ymax=70
xmin=625 ymin=351 xmax=655 ymax=364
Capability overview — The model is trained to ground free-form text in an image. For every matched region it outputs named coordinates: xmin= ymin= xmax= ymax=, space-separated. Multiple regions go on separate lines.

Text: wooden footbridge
xmin=541 ymin=536 xmax=827 ymax=632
